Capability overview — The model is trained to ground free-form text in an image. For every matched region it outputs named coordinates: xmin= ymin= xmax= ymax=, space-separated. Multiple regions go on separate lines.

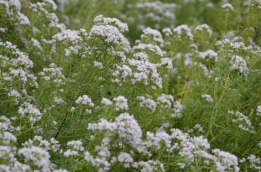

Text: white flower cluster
xmin=195 ymin=24 xmax=213 ymax=36
xmin=18 ymin=146 xmax=52 ymax=170
xmin=75 ymin=95 xmax=95 ymax=113
xmin=112 ymin=64 xmax=132 ymax=84
xmin=246 ymin=154 xmax=261 ymax=171
xmin=84 ymin=113 xmax=240 ymax=171
xmin=0 ymin=41 xmax=39 ymax=120
xmin=257 ymin=105 xmax=261 ymax=116
xmin=93 ymin=15 xmax=128 ymax=32
xmin=230 ymin=55 xmax=248 ymax=77
xmin=162 ymin=28 xmax=173 ymax=37
xmin=93 ymin=61 xmax=104 ymax=69
xmin=173 ymin=25 xmax=193 ymax=40
xmin=0 ymin=0 xmax=30 ymax=25
xmin=198 ymin=62 xmax=213 ymax=77
xmin=0 ymin=41 xmax=37 ymax=87
xmin=172 ymin=129 xmax=240 ymax=171
xmin=0 ymin=27 xmax=7 ymax=33
xmin=113 ymin=96 xmax=128 ymax=111
xmin=23 ymin=135 xmax=61 ymax=153
xmin=157 ymin=94 xmax=174 ymax=109
xmin=127 ymin=1 xmax=176 ymax=29
xmin=101 ymin=98 xmax=113 ymax=106
xmin=141 ymin=27 xmax=164 ymax=46
xmin=89 ymin=15 xmax=130 ymax=53
xmin=0 ymin=116 xmax=20 ymax=132
xmin=135 ymin=29 xmax=166 ymax=58
xmin=125 ymin=28 xmax=172 ymax=89
xmin=212 ymin=149 xmax=239 ymax=171
xmin=54 ymin=96 xmax=65 ymax=105
xmin=104 ymin=26 xmax=172 ymax=90
xmin=31 ymin=38 xmax=43 ymax=51
xmin=156 ymin=94 xmax=184 ymax=118
xmin=202 ymin=94 xmax=214 ymax=103
xmin=52 ymin=29 xmax=85 ymax=56
xmin=161 ymin=57 xmax=174 ymax=72
xmin=116 ymin=152 xmax=134 ymax=168
xmin=133 ymin=43 xmax=165 ymax=57
xmin=0 ymin=116 xmax=27 ymax=171
xmin=229 ymin=110 xmax=255 ymax=133
xmin=253 ymin=0 xmax=261 ymax=8
xmin=76 ymin=95 xmax=94 ymax=107
xmin=0 ymin=116 xmax=65 ymax=172
xmin=64 ymin=140 xmax=84 ymax=157
xmin=216 ymin=39 xmax=260 ymax=53
xmin=85 ymin=113 xmax=167 ymax=171
xmin=198 ymin=50 xmax=218 ymax=62
xmin=39 ymin=63 xmax=66 ymax=85
xmin=84 ymin=146 xmax=112 ymax=171
xmin=188 ymin=124 xmax=204 ymax=133
xmin=53 ymin=29 xmax=81 ymax=43
xmin=88 ymin=113 xmax=142 ymax=149
xmin=128 ymin=58 xmax=163 ymax=89
xmin=30 ymin=0 xmax=65 ymax=31
xmin=222 ymin=3 xmax=234 ymax=11
xmin=171 ymin=101 xmax=184 ymax=118
xmin=18 ymin=102 xmax=42 ymax=125
xmin=137 ymin=94 xmax=157 ymax=112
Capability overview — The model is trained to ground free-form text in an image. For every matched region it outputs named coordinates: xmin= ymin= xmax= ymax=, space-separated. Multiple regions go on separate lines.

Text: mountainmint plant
xmin=0 ymin=0 xmax=260 ymax=171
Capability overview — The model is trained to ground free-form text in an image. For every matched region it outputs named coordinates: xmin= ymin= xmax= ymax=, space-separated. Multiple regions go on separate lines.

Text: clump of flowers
xmin=230 ymin=55 xmax=248 ymax=78
xmin=229 ymin=110 xmax=255 ymax=134
xmin=0 ymin=0 xmax=260 ymax=171
xmin=202 ymin=94 xmax=214 ymax=103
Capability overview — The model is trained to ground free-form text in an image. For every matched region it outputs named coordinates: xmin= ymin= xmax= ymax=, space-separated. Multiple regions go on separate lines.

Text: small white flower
xmin=63 ymin=150 xmax=79 ymax=157
xmin=222 ymin=3 xmax=234 ymax=11
xmin=256 ymin=106 xmax=261 ymax=116
xmin=93 ymin=61 xmax=104 ymax=69
xmin=202 ymin=94 xmax=214 ymax=103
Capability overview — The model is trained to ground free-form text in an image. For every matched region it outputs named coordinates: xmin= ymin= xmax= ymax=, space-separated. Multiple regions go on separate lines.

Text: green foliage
xmin=0 ymin=0 xmax=260 ymax=171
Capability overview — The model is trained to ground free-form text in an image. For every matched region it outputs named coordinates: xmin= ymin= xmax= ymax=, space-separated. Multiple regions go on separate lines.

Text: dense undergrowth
xmin=0 ymin=0 xmax=260 ymax=171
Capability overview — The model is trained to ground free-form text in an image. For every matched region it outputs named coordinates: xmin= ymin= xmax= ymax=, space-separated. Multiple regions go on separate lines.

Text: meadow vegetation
xmin=0 ymin=0 xmax=260 ymax=171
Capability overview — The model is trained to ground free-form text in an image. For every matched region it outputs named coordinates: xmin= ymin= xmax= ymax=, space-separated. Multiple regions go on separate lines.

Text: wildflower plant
xmin=0 ymin=0 xmax=260 ymax=171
